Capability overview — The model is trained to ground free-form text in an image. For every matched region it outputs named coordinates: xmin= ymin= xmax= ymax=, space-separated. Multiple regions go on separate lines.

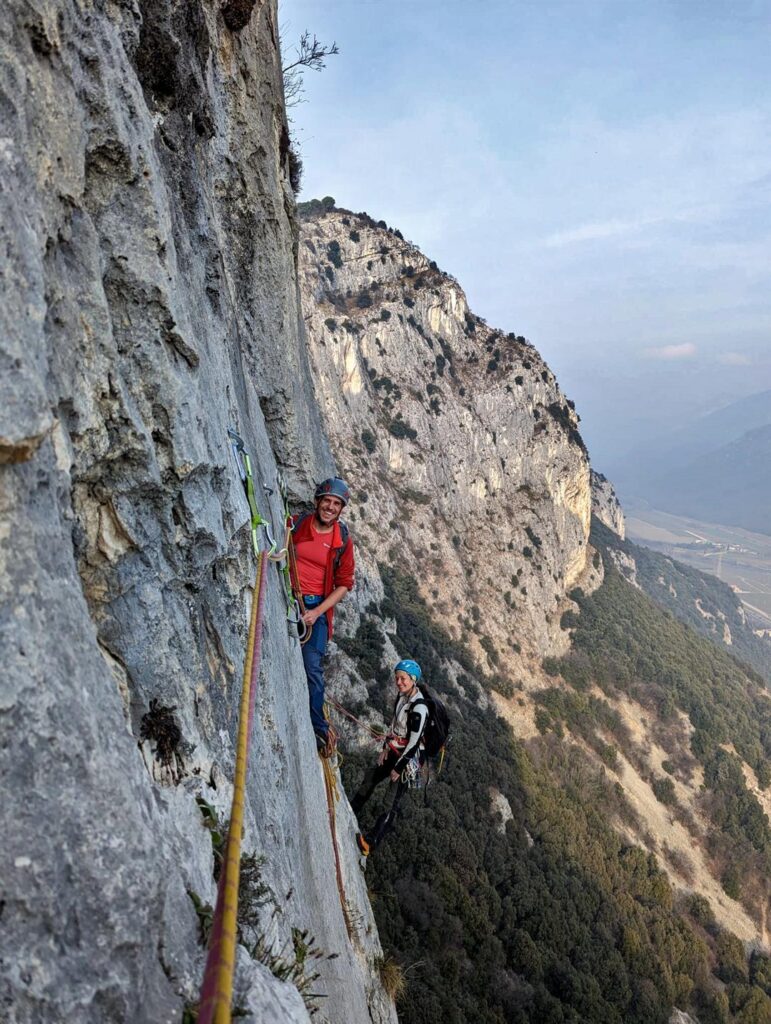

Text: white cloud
xmin=544 ymin=216 xmax=660 ymax=248
xmin=717 ymin=351 xmax=752 ymax=365
xmin=643 ymin=343 xmax=698 ymax=360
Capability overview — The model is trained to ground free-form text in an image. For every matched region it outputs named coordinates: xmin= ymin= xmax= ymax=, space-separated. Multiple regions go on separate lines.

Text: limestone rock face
xmin=591 ymin=469 xmax=626 ymax=539
xmin=1 ymin=4 xmax=395 ymax=1023
xmin=299 ymin=209 xmax=598 ymax=678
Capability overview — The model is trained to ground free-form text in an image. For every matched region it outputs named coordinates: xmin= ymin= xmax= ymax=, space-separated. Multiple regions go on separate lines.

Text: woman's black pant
xmin=350 ymin=749 xmax=409 ymax=849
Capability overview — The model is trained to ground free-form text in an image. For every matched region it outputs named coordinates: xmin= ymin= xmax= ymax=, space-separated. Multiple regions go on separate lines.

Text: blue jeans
xmin=301 ymin=596 xmax=329 ymax=738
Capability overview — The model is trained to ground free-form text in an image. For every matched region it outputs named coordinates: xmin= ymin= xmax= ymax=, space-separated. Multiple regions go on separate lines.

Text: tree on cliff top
xmin=282 ymin=31 xmax=339 ymax=107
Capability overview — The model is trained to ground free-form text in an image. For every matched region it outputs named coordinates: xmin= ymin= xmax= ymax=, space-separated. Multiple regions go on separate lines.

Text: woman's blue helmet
xmin=315 ymin=477 xmax=351 ymax=506
xmin=394 ymin=659 xmax=422 ymax=681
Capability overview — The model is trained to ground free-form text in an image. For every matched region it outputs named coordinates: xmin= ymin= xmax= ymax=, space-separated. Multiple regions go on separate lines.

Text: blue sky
xmin=281 ymin=0 xmax=771 ymax=468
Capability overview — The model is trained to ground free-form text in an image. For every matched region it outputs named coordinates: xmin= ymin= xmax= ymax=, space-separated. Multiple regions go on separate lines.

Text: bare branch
xmin=282 ymin=31 xmax=339 ymax=74
xmin=281 ymin=30 xmax=339 ymax=109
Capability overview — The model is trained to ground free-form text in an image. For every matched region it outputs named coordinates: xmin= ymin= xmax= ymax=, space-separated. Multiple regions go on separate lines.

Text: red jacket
xmin=290 ymin=513 xmax=355 ymax=636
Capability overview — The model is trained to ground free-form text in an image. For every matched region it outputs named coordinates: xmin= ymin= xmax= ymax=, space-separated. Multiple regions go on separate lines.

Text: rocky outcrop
xmin=298 ymin=209 xmax=601 ymax=684
xmin=1 ymin=4 xmax=395 ymax=1022
xmin=591 ymin=469 xmax=626 ymax=538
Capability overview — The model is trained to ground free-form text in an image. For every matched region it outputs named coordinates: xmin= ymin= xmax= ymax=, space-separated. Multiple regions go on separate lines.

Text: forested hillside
xmin=340 ymin=567 xmax=771 ymax=1024
xmin=552 ymin=536 xmax=771 ymax=914
xmin=593 ymin=519 xmax=771 ymax=683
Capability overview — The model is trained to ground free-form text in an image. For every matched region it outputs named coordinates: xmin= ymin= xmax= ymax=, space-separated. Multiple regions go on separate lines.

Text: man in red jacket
xmin=291 ymin=478 xmax=355 ymax=751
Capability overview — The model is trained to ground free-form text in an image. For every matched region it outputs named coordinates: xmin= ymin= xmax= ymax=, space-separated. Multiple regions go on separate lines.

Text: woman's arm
xmin=392 ymin=702 xmax=429 ymax=778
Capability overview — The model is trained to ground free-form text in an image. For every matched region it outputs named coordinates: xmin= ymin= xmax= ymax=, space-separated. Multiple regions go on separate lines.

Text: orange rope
xmin=321 ymin=754 xmax=353 ymax=940
xmin=325 ymin=697 xmax=385 ymax=744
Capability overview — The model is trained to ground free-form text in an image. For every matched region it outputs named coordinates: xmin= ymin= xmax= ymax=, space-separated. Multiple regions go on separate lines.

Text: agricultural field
xmin=626 ymin=506 xmax=771 ymax=629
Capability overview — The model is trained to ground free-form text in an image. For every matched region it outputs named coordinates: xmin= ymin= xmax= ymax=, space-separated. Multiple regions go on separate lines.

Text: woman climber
xmin=290 ymin=477 xmax=355 ymax=752
xmin=350 ymin=659 xmax=428 ymax=856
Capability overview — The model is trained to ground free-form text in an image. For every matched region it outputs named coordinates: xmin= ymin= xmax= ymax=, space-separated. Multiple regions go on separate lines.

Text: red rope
xmin=325 ymin=697 xmax=385 ymax=744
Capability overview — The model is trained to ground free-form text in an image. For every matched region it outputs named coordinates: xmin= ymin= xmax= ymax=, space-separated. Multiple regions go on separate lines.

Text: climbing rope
xmin=198 ymin=430 xmax=352 ymax=1017
xmin=325 ymin=697 xmax=385 ymax=745
xmin=320 ymin=751 xmax=354 ymax=940
xmin=198 ymin=551 xmax=268 ymax=1024
xmin=198 ymin=432 xmax=297 ymax=1023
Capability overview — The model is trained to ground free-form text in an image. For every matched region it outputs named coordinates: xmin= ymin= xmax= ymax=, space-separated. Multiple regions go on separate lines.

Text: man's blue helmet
xmin=315 ymin=477 xmax=351 ymax=506
xmin=394 ymin=659 xmax=422 ymax=681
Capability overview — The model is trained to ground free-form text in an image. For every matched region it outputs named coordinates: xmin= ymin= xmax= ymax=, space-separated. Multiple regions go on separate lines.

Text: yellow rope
xmin=199 ymin=552 xmax=267 ymax=1024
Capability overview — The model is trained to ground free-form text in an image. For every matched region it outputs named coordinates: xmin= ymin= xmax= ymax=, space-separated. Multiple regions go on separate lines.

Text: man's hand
xmin=302 ymin=607 xmax=322 ymax=627
xmin=390 ymin=769 xmax=401 ymax=783
xmin=377 ymin=748 xmax=387 ymax=766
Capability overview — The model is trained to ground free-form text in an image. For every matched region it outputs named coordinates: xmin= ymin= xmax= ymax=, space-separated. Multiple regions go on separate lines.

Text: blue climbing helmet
xmin=314 ymin=477 xmax=351 ymax=506
xmin=394 ymin=659 xmax=422 ymax=681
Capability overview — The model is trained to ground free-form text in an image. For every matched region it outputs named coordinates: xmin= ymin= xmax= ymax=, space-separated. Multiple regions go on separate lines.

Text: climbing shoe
xmin=356 ymin=833 xmax=370 ymax=858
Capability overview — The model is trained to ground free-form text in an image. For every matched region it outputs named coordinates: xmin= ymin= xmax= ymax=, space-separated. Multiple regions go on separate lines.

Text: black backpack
xmin=416 ymin=684 xmax=450 ymax=758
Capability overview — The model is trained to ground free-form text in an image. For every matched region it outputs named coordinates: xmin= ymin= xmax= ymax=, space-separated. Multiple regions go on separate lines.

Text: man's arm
xmin=301 ymin=585 xmax=348 ymax=625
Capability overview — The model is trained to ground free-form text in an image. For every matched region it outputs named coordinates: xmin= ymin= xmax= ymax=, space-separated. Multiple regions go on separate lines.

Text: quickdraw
xmin=402 ymin=754 xmax=425 ymax=789
xmin=228 ymin=430 xmax=307 ymax=642
xmin=277 ymin=471 xmax=309 ymax=644
xmin=228 ymin=429 xmax=275 ymax=557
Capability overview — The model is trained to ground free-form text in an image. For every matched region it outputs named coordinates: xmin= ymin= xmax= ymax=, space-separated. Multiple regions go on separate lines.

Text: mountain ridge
xmin=297 ymin=205 xmax=771 ymax=1022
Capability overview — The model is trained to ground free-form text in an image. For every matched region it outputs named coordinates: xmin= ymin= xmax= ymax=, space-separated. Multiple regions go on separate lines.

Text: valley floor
xmin=627 ymin=505 xmax=771 ymax=628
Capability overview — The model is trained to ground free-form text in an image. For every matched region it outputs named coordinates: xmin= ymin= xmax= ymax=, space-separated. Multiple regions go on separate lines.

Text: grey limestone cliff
xmin=1 ymin=3 xmax=396 ymax=1022
xmin=298 ymin=208 xmax=602 ymax=689
xmin=590 ymin=469 xmax=626 ymax=539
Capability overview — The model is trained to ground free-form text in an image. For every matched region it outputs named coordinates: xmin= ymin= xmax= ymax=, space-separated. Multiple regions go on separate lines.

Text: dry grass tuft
xmin=376 ymin=954 xmax=406 ymax=1001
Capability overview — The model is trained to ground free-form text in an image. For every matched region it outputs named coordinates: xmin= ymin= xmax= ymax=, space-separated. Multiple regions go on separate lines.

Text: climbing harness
xmin=402 ymin=754 xmax=422 ymax=789
xmin=197 ymin=550 xmax=268 ymax=1024
xmin=284 ymin=504 xmax=351 ymax=649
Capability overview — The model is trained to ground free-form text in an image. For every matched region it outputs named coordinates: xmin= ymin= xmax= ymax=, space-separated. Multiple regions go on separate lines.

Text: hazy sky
xmin=281 ymin=0 xmax=771 ymax=468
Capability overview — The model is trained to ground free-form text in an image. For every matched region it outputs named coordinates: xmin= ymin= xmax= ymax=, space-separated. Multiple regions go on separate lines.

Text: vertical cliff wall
xmin=298 ymin=208 xmax=601 ymax=692
xmin=590 ymin=469 xmax=626 ymax=539
xmin=1 ymin=4 xmax=396 ymax=1022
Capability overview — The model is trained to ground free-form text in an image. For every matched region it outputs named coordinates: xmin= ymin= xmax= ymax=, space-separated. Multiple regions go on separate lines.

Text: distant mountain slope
xmin=659 ymin=388 xmax=771 ymax=463
xmin=592 ymin=517 xmax=771 ymax=683
xmin=613 ymin=388 xmax=771 ymax=487
xmin=645 ymin=423 xmax=771 ymax=536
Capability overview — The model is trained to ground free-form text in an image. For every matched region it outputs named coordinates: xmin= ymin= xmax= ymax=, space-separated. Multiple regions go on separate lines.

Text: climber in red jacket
xmin=291 ymin=478 xmax=355 ymax=751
